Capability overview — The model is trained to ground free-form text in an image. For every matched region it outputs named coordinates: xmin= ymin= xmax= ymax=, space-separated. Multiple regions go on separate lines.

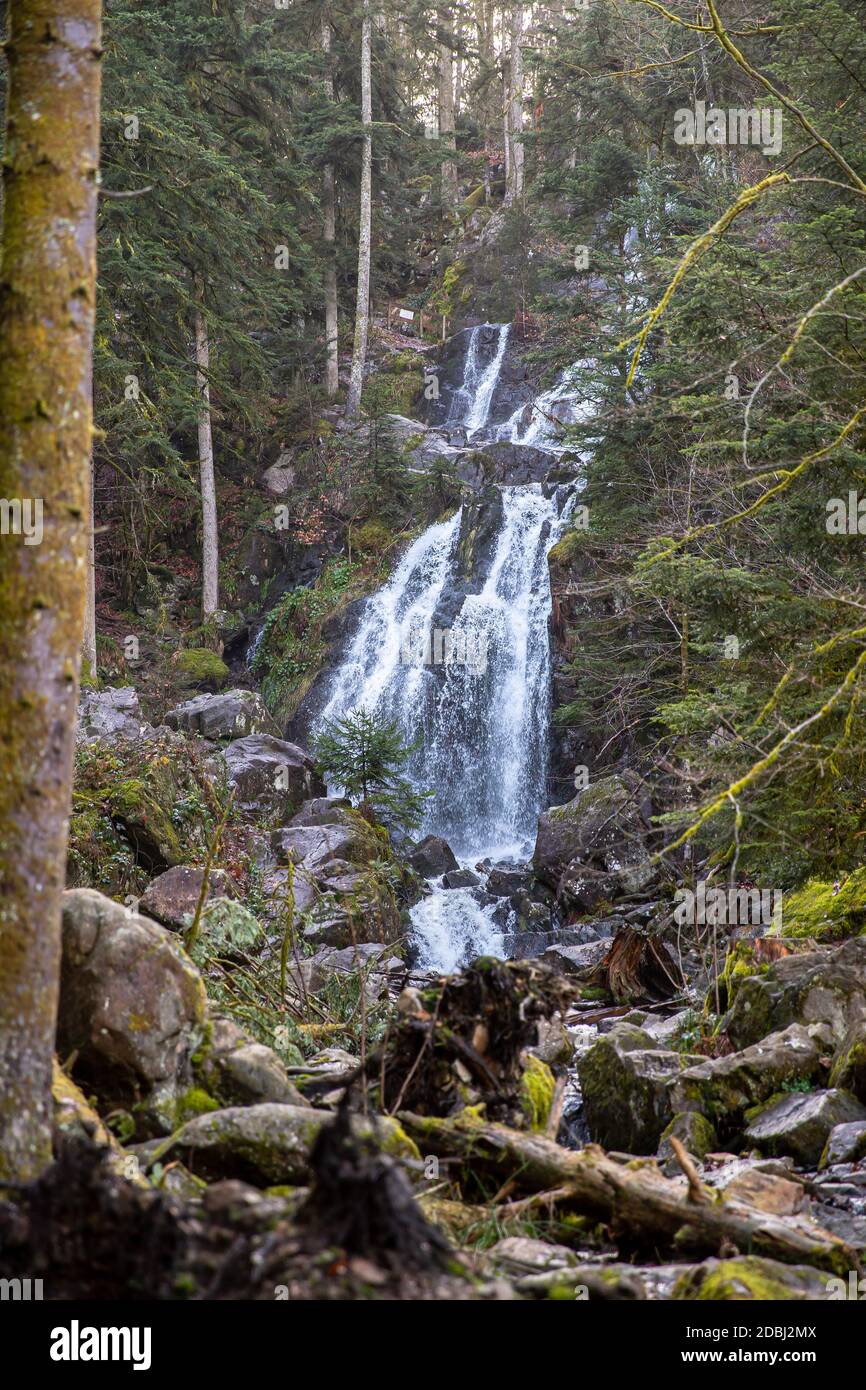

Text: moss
xmin=173 ymin=1087 xmax=220 ymax=1124
xmin=659 ymin=1110 xmax=717 ymax=1160
xmin=175 ymin=647 xmax=230 ymax=688
xmin=458 ymin=183 xmax=486 ymax=219
xmin=547 ymin=529 xmax=588 ymax=568
xmin=519 ymin=1054 xmax=556 ymax=1132
xmin=782 ymin=867 xmax=866 ymax=941
xmin=353 ymin=520 xmax=392 ymax=557
xmin=672 ymin=1256 xmax=834 ymax=1301
xmin=108 ymin=778 xmax=183 ymax=866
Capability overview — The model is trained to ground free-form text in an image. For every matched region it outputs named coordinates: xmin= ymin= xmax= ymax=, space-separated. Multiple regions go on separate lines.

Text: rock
xmin=164 ymin=689 xmax=280 ymax=741
xmin=530 ymin=1016 xmax=575 ymax=1067
xmin=542 ymin=938 xmax=612 ymax=976
xmin=408 ymin=835 xmax=459 ymax=877
xmin=77 ymin=686 xmax=156 ymax=743
xmin=669 ymin=1024 xmax=826 ymax=1136
xmin=744 ymin=1088 xmax=866 ymax=1166
xmin=672 ymin=1256 xmax=835 ymax=1301
xmin=443 ymin=868 xmax=481 ymax=889
xmin=577 ymin=1023 xmax=703 ymax=1153
xmin=819 ymin=1121 xmax=866 ymax=1168
xmin=288 ymin=796 xmax=352 ymax=827
xmin=197 ymin=1018 xmax=305 ymax=1107
xmin=196 ymin=898 xmax=263 ymax=955
xmin=220 ymin=734 xmax=325 ymax=819
xmin=287 ymin=1048 xmax=361 ymax=1093
xmin=721 ymin=1168 xmax=806 ymax=1215
xmin=270 ymin=822 xmax=370 ymax=873
xmin=52 ymin=1059 xmax=145 ymax=1186
xmin=262 ymin=450 xmax=296 ymax=496
xmin=174 ymin=647 xmax=230 ymax=689
xmin=533 ymin=771 xmax=652 ymax=909
xmin=288 ymin=943 xmax=403 ymax=995
xmin=109 ymin=776 xmax=183 ymax=869
xmin=486 ymin=867 xmax=527 ymax=896
xmin=168 ymin=1104 xmax=417 ymax=1184
xmin=58 ymin=889 xmax=207 ymax=1130
xmin=782 ymin=866 xmax=866 ymax=941
xmin=139 ymin=865 xmax=239 ymax=931
xmin=722 ymin=937 xmax=866 ymax=1050
xmin=828 ymin=1021 xmax=866 ymax=1102
xmin=658 ymin=1111 xmax=718 ymax=1166
xmin=485 ymin=1236 xmax=580 ymax=1280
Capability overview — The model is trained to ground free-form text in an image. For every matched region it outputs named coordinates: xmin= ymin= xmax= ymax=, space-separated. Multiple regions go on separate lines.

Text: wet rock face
xmin=722 ymin=937 xmax=866 ymax=1050
xmin=408 ymin=835 xmax=459 ymax=878
xmin=57 ymin=889 xmax=207 ymax=1125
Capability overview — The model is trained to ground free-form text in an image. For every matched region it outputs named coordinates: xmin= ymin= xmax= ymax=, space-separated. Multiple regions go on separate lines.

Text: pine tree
xmin=313 ymin=708 xmax=431 ymax=831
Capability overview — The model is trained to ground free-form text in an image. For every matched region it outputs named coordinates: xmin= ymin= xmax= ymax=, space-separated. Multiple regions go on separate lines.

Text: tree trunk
xmin=345 ymin=2 xmax=372 ymax=421
xmin=322 ymin=16 xmax=339 ymax=399
xmin=194 ymin=278 xmax=219 ymax=619
xmin=437 ymin=10 xmax=458 ymax=211
xmin=0 ymin=0 xmax=102 ymax=1184
xmin=504 ymin=2 xmax=524 ymax=207
xmin=82 ymin=460 xmax=97 ymax=676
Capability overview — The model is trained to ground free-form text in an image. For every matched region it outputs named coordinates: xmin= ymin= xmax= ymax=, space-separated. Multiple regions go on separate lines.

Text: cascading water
xmin=315 ymin=322 xmax=578 ymax=970
xmin=446 ymin=323 xmax=511 ymax=439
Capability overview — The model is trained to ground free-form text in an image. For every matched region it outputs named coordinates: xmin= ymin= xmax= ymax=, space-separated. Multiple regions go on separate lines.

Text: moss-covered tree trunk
xmin=0 ymin=0 xmax=102 ymax=1183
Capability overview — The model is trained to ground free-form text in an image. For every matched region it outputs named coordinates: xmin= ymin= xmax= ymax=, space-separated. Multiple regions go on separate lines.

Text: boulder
xmin=657 ymin=1111 xmax=718 ymax=1167
xmin=443 ymin=868 xmax=481 ymax=889
xmin=168 ymin=1104 xmax=417 ymax=1184
xmin=174 ymin=647 xmax=230 ymax=689
xmin=533 ymin=771 xmax=652 ymax=909
xmin=722 ymin=937 xmax=866 ymax=1049
xmin=220 ymin=734 xmax=325 ymax=819
xmin=828 ymin=1021 xmax=866 ymax=1102
xmin=164 ymin=689 xmax=280 ymax=741
xmin=57 ymin=889 xmax=207 ymax=1128
xmin=820 ymin=1120 xmax=866 ymax=1168
xmin=542 ymin=938 xmax=612 ymax=977
xmin=288 ymin=796 xmax=352 ymax=827
xmin=408 ymin=835 xmax=459 ymax=877
xmin=577 ymin=1023 xmax=702 ymax=1153
xmin=672 ymin=1256 xmax=835 ymax=1301
xmin=669 ymin=1024 xmax=826 ymax=1136
xmin=196 ymin=1018 xmax=304 ymax=1108
xmin=139 ymin=865 xmax=239 ymax=931
xmin=744 ymin=1088 xmax=866 ymax=1166
xmin=270 ymin=822 xmax=370 ymax=873
xmin=77 ymin=686 xmax=156 ymax=743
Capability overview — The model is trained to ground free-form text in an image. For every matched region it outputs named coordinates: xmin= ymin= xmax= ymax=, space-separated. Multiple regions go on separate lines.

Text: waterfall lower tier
xmin=315 ymin=482 xmax=574 ymax=969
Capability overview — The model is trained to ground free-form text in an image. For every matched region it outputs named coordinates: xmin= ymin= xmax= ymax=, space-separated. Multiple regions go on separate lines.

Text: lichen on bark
xmin=0 ymin=0 xmax=103 ymax=1182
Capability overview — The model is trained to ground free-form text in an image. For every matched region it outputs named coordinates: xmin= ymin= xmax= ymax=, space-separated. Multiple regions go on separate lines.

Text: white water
xmin=316 ymin=322 xmax=577 ymax=969
xmin=447 ymin=323 xmax=511 ymax=439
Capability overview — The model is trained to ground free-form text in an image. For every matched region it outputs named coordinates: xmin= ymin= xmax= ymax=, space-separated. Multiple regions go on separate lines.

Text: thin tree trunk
xmin=0 ymin=0 xmax=103 ymax=1184
xmin=322 ymin=16 xmax=339 ymax=399
xmin=505 ymin=2 xmax=524 ymax=206
xmin=437 ymin=10 xmax=458 ymax=210
xmin=83 ymin=460 xmax=97 ymax=675
xmin=194 ymin=278 xmax=219 ymax=619
xmin=345 ymin=2 xmax=372 ymax=420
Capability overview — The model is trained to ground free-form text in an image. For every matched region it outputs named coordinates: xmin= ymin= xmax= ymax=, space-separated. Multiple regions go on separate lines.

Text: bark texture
xmin=345 ymin=2 xmax=372 ymax=420
xmin=0 ymin=0 xmax=103 ymax=1182
xmin=322 ymin=16 xmax=339 ymax=399
xmin=194 ymin=278 xmax=218 ymax=619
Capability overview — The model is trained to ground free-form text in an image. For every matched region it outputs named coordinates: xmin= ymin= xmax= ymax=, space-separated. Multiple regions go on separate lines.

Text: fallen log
xmin=399 ymin=1111 xmax=859 ymax=1277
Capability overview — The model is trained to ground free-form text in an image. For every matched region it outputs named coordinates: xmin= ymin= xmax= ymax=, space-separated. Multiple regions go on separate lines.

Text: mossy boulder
xmin=533 ymin=770 xmax=653 ymax=910
xmin=165 ymin=1103 xmax=418 ymax=1185
xmin=577 ymin=1023 xmax=702 ymax=1154
xmin=819 ymin=1119 xmax=866 ymax=1167
xmin=195 ymin=1017 xmax=305 ymax=1108
xmin=519 ymin=1054 xmax=556 ymax=1132
xmin=673 ymin=1256 xmax=835 ymax=1301
xmin=744 ymin=1088 xmax=866 ymax=1166
xmin=164 ymin=689 xmax=280 ymax=741
xmin=175 ymin=647 xmax=230 ymax=689
xmin=657 ymin=1110 xmax=717 ymax=1165
xmin=669 ymin=1024 xmax=825 ymax=1137
xmin=782 ymin=868 xmax=866 ymax=941
xmin=828 ymin=1020 xmax=866 ymax=1101
xmin=722 ymin=937 xmax=866 ymax=1050
xmin=108 ymin=776 xmax=183 ymax=869
xmin=57 ymin=889 xmax=208 ymax=1134
xmin=139 ymin=865 xmax=239 ymax=932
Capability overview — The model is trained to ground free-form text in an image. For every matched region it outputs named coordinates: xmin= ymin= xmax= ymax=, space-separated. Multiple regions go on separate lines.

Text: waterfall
xmin=446 ymin=323 xmax=510 ymax=439
xmin=314 ymin=320 xmax=577 ymax=969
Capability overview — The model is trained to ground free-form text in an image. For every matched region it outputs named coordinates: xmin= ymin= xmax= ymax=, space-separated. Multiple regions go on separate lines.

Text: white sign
xmin=398 ymin=308 xmax=415 ymax=321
